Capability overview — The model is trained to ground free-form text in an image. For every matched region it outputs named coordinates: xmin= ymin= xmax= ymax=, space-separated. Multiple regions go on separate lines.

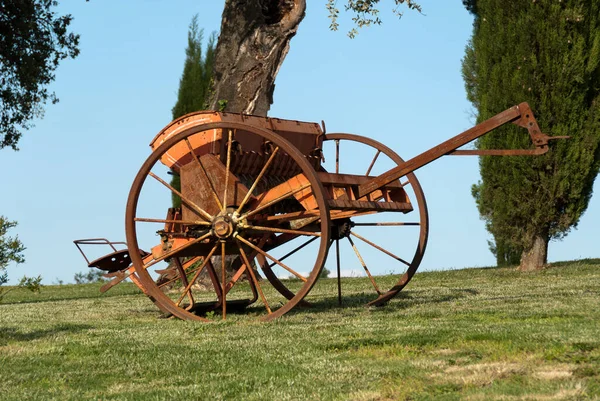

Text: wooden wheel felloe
xmin=125 ymin=121 xmax=331 ymax=321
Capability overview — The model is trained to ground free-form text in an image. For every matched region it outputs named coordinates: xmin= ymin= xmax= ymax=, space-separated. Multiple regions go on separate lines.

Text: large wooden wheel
xmin=125 ymin=122 xmax=331 ymax=321
xmin=261 ymin=133 xmax=429 ymax=306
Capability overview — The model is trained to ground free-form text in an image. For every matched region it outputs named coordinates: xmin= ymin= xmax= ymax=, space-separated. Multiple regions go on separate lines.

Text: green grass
xmin=1 ymin=260 xmax=599 ymax=400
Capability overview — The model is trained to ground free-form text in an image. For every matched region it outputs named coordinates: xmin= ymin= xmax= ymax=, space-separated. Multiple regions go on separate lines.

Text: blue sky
xmin=1 ymin=0 xmax=598 ymax=284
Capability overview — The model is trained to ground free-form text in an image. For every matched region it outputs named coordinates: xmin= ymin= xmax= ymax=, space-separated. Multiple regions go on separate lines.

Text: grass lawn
xmin=1 ymin=260 xmax=599 ymax=400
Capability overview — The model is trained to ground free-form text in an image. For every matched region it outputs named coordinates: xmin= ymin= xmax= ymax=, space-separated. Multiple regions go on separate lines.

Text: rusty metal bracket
xmin=73 ymin=238 xmax=127 ymax=265
xmin=357 ymin=102 xmax=568 ymax=198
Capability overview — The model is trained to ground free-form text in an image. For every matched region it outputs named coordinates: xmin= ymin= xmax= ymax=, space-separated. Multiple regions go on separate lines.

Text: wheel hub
xmin=332 ymin=218 xmax=353 ymax=240
xmin=212 ymin=214 xmax=236 ymax=239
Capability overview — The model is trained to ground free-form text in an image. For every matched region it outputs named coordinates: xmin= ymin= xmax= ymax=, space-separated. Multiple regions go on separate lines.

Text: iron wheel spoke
xmin=173 ymin=257 xmax=195 ymax=310
xmin=148 ymin=171 xmax=212 ymax=221
xmin=347 ymin=236 xmax=381 ymax=295
xmin=336 ymin=238 xmax=342 ymax=306
xmin=134 ymin=217 xmax=210 ymax=226
xmin=175 ymin=243 xmax=218 ymax=306
xmin=236 ymin=239 xmax=272 ymax=314
xmin=244 ymin=225 xmax=320 ymax=237
xmin=236 ymin=235 xmax=308 ymax=282
xmin=353 ymin=222 xmax=420 ymax=227
xmin=350 ymin=231 xmax=411 ymax=267
xmin=236 ymin=147 xmax=280 ymax=214
xmin=157 ymin=256 xmax=203 ymax=289
xmin=264 ymin=236 xmax=318 ymax=269
xmin=221 ymin=242 xmax=227 ymax=319
xmin=222 ymin=129 xmax=233 ymax=212
xmin=365 ymin=149 xmax=381 ymax=176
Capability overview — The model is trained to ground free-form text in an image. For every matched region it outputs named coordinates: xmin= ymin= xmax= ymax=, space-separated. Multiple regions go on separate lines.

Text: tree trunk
xmin=207 ymin=1 xmax=306 ymax=280
xmin=209 ymin=0 xmax=306 ymax=116
xmin=518 ymin=235 xmax=548 ymax=271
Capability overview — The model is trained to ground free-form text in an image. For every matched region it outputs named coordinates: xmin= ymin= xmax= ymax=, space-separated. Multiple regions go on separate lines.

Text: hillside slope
xmin=1 ymin=260 xmax=599 ymax=400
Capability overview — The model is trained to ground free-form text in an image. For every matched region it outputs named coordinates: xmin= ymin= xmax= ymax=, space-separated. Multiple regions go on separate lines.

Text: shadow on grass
xmin=313 ymin=287 xmax=478 ymax=311
xmin=237 ymin=287 xmax=480 ymax=319
xmin=0 ymin=323 xmax=93 ymax=345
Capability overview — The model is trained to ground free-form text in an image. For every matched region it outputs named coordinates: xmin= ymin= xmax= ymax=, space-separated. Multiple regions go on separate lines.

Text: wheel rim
xmin=262 ymin=133 xmax=429 ymax=306
xmin=125 ymin=121 xmax=331 ymax=321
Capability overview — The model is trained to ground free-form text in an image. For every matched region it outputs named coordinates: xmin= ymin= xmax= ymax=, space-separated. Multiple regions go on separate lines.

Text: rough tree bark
xmin=518 ymin=235 xmax=548 ymax=271
xmin=208 ymin=0 xmax=306 ymax=116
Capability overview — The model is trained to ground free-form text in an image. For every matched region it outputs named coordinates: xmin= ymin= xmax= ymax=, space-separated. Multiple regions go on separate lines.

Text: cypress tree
xmin=171 ymin=15 xmax=216 ymax=208
xmin=463 ymin=0 xmax=600 ymax=270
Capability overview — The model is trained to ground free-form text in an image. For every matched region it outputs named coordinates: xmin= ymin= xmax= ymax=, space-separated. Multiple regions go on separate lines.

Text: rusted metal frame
xmin=318 ymin=171 xmax=405 ymax=189
xmin=242 ymin=182 xmax=312 ymax=220
xmin=260 ymin=210 xmax=321 ymax=222
xmin=149 ymin=172 xmax=213 ymax=222
xmin=347 ymin=236 xmax=381 ymax=295
xmin=328 ymin=198 xmax=412 ymax=212
xmin=449 ymin=148 xmax=547 ymax=156
xmin=236 ymin=235 xmax=308 ymax=282
xmin=100 ymin=253 xmax=154 ymax=293
xmin=144 ymin=233 xmax=211 ymax=270
xmin=357 ymin=103 xmax=548 ymax=198
xmin=73 ymin=238 xmax=126 ymax=265
xmin=185 ymin=137 xmax=223 ymax=210
xmin=236 ymin=239 xmax=272 ymax=314
xmin=330 ymin=210 xmax=377 ymax=221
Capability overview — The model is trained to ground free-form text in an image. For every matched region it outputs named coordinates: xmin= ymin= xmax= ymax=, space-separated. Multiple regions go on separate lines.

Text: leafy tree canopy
xmin=0 ymin=0 xmax=80 ymax=150
xmin=463 ymin=0 xmax=600 ymax=269
xmin=327 ymin=0 xmax=422 ymax=38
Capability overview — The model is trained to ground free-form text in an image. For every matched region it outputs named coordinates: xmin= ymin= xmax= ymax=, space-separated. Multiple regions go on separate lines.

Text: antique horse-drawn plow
xmin=74 ymin=103 xmax=564 ymax=321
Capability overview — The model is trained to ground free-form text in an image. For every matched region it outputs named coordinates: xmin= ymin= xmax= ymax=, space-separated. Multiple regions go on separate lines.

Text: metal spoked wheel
xmin=125 ymin=122 xmax=331 ymax=321
xmin=261 ymin=133 xmax=429 ymax=306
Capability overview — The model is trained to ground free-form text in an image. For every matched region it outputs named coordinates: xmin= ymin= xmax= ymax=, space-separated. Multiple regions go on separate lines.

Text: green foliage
xmin=463 ymin=0 xmax=600 ymax=263
xmin=0 ymin=216 xmax=26 ymax=301
xmin=327 ymin=0 xmax=422 ymax=38
xmin=18 ymin=275 xmax=42 ymax=293
xmin=0 ymin=261 xmax=599 ymax=399
xmin=319 ymin=266 xmax=331 ymax=278
xmin=217 ymin=99 xmax=228 ymax=112
xmin=0 ymin=0 xmax=80 ymax=150
xmin=170 ymin=15 xmax=217 ymax=207
xmin=73 ymin=269 xmax=106 ymax=284
xmin=0 ymin=216 xmax=25 ymax=271
xmin=171 ymin=15 xmax=216 ymax=120
xmin=0 ymin=216 xmax=41 ymax=301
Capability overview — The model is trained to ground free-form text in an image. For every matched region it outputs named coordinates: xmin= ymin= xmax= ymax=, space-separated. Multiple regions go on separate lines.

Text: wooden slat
xmin=328 ymin=199 xmax=413 ymax=213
